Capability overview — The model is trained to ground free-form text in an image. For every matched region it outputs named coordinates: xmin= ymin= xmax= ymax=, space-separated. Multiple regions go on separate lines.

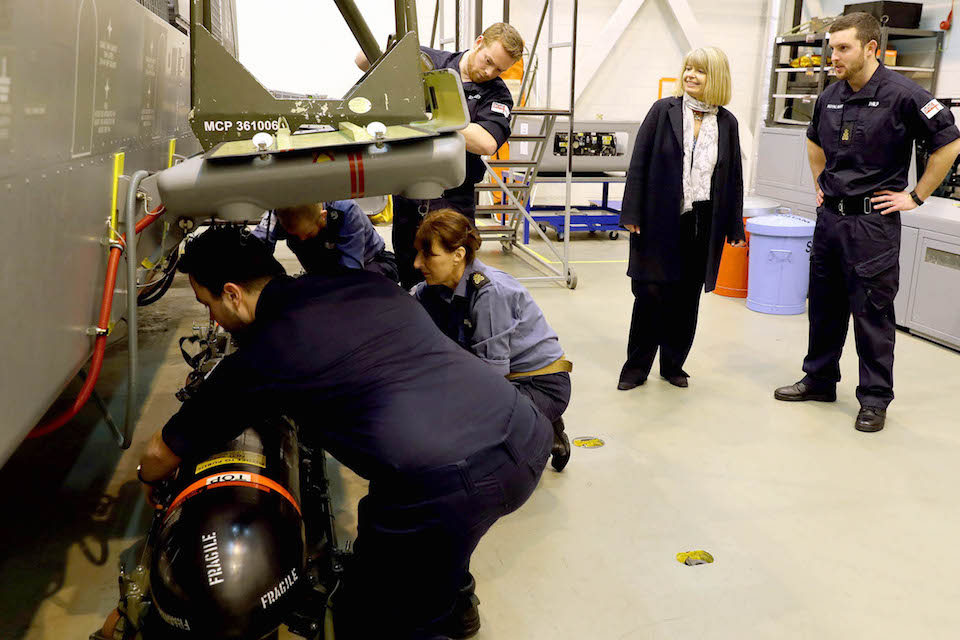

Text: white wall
xmin=235 ymin=0 xmax=400 ymax=97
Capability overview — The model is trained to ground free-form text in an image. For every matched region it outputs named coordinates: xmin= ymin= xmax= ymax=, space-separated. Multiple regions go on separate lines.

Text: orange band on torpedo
xmin=166 ymin=472 xmax=302 ymax=519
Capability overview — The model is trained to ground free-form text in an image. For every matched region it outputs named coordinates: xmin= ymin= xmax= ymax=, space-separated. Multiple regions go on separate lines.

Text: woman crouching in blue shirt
xmin=412 ymin=209 xmax=572 ymax=471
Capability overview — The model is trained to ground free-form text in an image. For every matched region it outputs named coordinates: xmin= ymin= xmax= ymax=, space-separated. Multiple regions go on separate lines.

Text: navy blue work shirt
xmin=252 ymin=200 xmax=385 ymax=272
xmin=161 ymin=272 xmax=532 ymax=482
xmin=421 ymin=47 xmax=514 ymax=198
xmin=807 ymin=64 xmax=960 ymax=197
xmin=412 ymin=259 xmax=563 ymax=377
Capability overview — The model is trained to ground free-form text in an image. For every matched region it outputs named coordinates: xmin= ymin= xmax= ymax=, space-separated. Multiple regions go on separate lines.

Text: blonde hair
xmin=673 ymin=47 xmax=732 ymax=107
xmin=480 ymin=22 xmax=524 ymax=61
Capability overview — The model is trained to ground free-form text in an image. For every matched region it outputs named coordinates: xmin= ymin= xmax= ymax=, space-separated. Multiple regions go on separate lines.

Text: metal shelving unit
xmin=766 ymin=27 xmax=944 ymax=126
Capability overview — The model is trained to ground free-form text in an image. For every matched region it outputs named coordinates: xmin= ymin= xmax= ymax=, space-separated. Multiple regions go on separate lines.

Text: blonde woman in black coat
xmin=618 ymin=47 xmax=746 ymax=390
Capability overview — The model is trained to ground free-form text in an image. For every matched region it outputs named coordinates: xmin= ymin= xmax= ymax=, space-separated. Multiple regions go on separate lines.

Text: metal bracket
xmin=189 ymin=1 xmax=428 ymax=151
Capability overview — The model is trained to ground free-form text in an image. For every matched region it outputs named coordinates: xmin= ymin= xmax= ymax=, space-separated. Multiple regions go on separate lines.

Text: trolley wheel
xmin=566 ymin=268 xmax=578 ymax=290
xmin=538 ymin=224 xmax=548 ymax=234
xmin=556 ymin=232 xmax=565 ymax=242
xmin=608 ymin=231 xmax=619 ymax=240
xmin=588 ymin=229 xmax=597 ymax=236
xmin=500 ymin=239 xmax=513 ymax=254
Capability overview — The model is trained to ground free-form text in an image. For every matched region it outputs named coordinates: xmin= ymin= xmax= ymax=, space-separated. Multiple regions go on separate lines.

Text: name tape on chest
xmin=491 ymin=102 xmax=510 ymax=118
xmin=921 ymin=99 xmax=944 ymax=120
xmin=826 ymin=103 xmax=843 ymax=110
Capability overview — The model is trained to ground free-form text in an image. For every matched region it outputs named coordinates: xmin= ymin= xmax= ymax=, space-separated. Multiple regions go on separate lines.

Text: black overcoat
xmin=619 ymin=96 xmax=746 ymax=292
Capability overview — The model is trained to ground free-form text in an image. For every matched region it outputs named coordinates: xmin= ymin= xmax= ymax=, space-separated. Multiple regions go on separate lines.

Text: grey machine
xmin=896 ymin=137 xmax=960 ymax=351
xmin=509 ymin=118 xmax=641 ymax=173
xmin=0 ymin=0 xmax=470 ymax=465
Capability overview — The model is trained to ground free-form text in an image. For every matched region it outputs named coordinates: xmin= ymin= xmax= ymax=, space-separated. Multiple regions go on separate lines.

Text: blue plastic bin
xmin=745 ymin=213 xmax=816 ymax=315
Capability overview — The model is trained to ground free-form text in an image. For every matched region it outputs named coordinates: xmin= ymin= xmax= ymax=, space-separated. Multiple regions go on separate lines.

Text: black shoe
xmin=774 ymin=381 xmax=836 ymax=402
xmin=664 ymin=375 xmax=688 ymax=388
xmin=551 ymin=418 xmax=571 ymax=472
xmin=855 ymin=407 xmax=886 ymax=432
xmin=427 ymin=577 xmax=480 ymax=639
xmin=617 ymin=379 xmax=645 ymax=390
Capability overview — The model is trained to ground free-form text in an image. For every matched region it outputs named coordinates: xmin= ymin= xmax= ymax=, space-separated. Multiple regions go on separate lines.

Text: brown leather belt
xmin=506 ymin=357 xmax=573 ymax=380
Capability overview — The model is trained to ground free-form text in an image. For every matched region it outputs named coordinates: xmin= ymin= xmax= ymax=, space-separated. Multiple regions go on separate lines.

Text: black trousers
xmin=393 ymin=194 xmax=475 ymax=289
xmin=620 ymin=203 xmax=710 ymax=383
xmin=334 ymin=398 xmax=552 ymax=639
xmin=511 ymin=371 xmax=571 ymax=423
xmin=801 ymin=206 xmax=900 ymax=409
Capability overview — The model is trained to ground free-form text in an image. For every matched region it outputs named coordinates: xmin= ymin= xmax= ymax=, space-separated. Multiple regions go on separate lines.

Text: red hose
xmin=28 ymin=205 xmax=166 ymax=438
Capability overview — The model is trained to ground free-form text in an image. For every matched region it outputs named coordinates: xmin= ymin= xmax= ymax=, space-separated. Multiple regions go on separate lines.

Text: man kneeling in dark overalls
xmin=138 ymin=225 xmax=552 ymax=639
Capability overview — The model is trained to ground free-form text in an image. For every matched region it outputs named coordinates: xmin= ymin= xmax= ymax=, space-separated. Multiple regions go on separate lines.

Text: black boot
xmin=774 ymin=380 xmax=837 ymax=402
xmin=551 ymin=418 xmax=571 ymax=472
xmin=426 ymin=575 xmax=481 ymax=639
xmin=855 ymin=407 xmax=886 ymax=432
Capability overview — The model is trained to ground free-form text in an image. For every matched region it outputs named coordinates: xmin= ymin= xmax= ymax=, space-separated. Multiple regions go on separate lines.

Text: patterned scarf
xmin=681 ymin=93 xmax=720 ymax=214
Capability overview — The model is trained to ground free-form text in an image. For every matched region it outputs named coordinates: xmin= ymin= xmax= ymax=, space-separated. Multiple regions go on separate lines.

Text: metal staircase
xmin=430 ymin=0 xmax=580 ymax=288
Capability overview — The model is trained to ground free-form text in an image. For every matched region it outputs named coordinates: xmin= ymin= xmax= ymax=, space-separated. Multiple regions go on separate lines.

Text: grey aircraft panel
xmin=0 ymin=0 xmax=214 ymax=465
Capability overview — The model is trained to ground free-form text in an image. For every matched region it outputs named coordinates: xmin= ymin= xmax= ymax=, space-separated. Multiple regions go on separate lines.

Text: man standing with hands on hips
xmin=774 ymin=13 xmax=960 ymax=432
xmin=357 ymin=23 xmax=523 ymax=289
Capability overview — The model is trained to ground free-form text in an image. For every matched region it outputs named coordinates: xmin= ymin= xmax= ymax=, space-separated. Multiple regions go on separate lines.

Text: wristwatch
xmin=909 ymin=190 xmax=924 ymax=207
xmin=137 ymin=464 xmax=162 ymax=487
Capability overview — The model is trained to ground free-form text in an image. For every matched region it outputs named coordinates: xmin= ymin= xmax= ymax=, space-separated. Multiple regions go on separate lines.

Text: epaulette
xmin=470 ymin=271 xmax=490 ymax=289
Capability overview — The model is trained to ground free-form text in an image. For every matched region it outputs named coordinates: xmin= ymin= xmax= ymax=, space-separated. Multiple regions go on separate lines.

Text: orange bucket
xmin=715 ymin=220 xmax=751 ymax=298
xmin=714 ymin=197 xmax=782 ymax=298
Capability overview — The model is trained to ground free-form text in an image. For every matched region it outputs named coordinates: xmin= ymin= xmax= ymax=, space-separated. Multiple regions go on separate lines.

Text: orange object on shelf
xmin=659 ymin=78 xmax=678 ymax=99
xmin=714 ymin=220 xmax=752 ymax=298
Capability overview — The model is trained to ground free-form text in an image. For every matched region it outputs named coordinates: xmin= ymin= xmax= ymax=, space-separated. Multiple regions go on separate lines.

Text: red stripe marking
xmin=348 ymin=154 xmax=358 ymax=198
xmin=165 ymin=472 xmax=302 ymax=519
xmin=356 ymin=153 xmax=365 ymax=197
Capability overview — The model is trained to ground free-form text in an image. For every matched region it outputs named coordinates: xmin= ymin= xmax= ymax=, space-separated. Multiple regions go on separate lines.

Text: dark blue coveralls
xmin=803 ymin=64 xmax=959 ymax=408
xmin=393 ymin=46 xmax=515 ymax=289
xmin=161 ymin=272 xmax=552 ymax=639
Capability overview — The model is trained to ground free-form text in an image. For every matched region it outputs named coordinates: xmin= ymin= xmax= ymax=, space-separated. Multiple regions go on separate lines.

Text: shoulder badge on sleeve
xmin=491 ymin=102 xmax=511 ymax=118
xmin=471 ymin=271 xmax=490 ymax=288
xmin=921 ymin=99 xmax=944 ymax=120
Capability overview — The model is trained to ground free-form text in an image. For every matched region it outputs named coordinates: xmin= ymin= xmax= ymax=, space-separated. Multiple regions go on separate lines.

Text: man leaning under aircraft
xmin=137 ymin=225 xmax=552 ymax=639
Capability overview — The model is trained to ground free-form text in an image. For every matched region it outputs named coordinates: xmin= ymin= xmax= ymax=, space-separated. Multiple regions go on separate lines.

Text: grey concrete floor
xmin=2 ymin=225 xmax=959 ymax=639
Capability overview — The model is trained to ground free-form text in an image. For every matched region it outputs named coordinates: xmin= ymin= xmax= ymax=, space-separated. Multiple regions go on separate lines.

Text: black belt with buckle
xmin=824 ymin=195 xmax=874 ymax=215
